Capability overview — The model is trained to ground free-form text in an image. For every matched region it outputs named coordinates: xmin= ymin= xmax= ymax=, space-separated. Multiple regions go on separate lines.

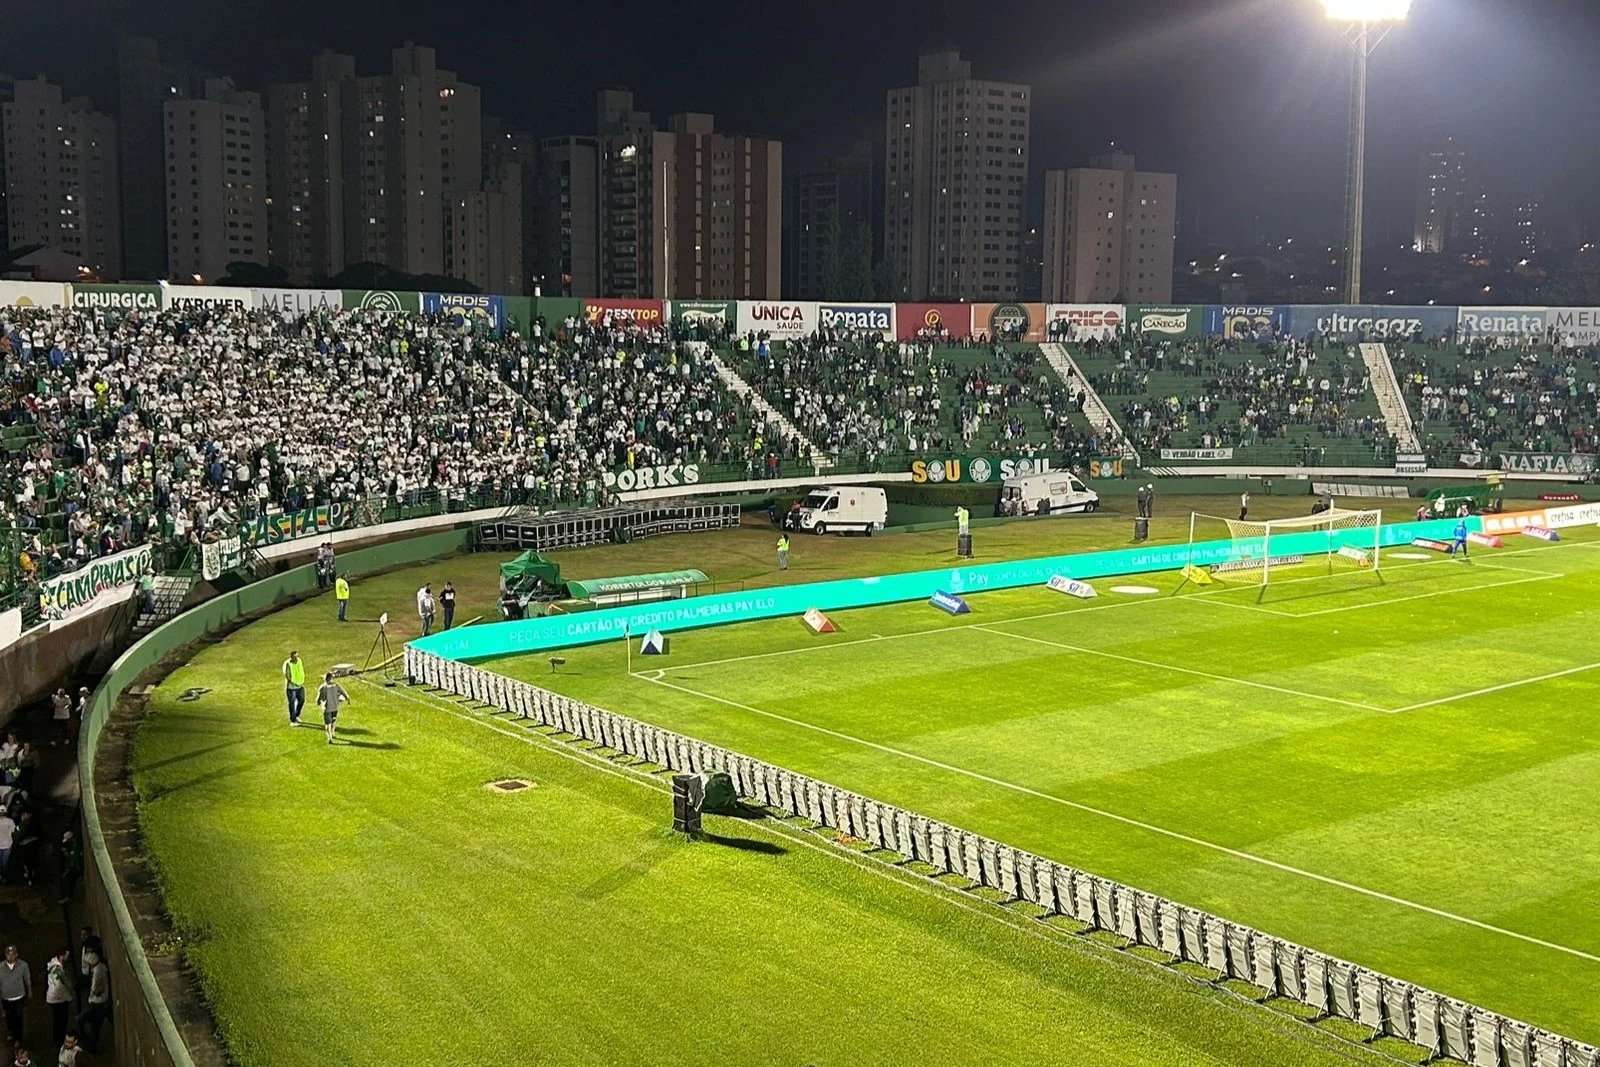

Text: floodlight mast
xmin=1323 ymin=0 xmax=1411 ymax=304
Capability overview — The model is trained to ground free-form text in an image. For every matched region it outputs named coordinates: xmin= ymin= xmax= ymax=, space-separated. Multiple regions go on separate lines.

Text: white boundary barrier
xmin=405 ymin=646 xmax=1600 ymax=1067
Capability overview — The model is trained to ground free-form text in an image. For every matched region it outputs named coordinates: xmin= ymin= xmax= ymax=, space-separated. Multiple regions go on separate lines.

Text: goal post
xmin=1186 ymin=508 xmax=1383 ymax=586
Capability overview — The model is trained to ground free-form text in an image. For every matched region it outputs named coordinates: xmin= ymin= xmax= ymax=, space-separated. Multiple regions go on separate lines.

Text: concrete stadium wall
xmin=79 ymin=527 xmax=471 ymax=1067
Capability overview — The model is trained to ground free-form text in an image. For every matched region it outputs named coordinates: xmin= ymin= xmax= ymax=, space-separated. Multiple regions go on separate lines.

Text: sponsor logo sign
xmin=584 ymin=298 xmax=664 ymax=325
xmin=1542 ymin=501 xmax=1600 ymax=528
xmin=1336 ymin=546 xmax=1372 ymax=566
xmin=737 ymin=301 xmax=818 ymax=339
xmin=0 ymin=281 xmax=69 ymax=307
xmin=1047 ymin=574 xmax=1097 ymax=599
xmin=973 ymin=302 xmax=1047 ymax=343
xmin=1395 ymin=452 xmax=1429 ymax=475
xmin=161 ymin=285 xmax=249 ymax=312
xmin=72 ymin=284 xmax=161 ymax=311
xmin=929 ymin=590 xmax=971 ymax=615
xmin=1538 ymin=493 xmax=1582 ymax=502
xmin=1522 ymin=525 xmax=1561 ymax=541
xmin=344 ymin=289 xmax=421 ymax=313
xmin=1132 ymin=305 xmax=1199 ymax=338
xmin=253 ymin=288 xmax=341 ymax=319
xmin=1205 ymin=305 xmax=1285 ymax=340
xmin=1551 ymin=307 xmax=1600 ymax=346
xmin=1457 ymin=306 xmax=1547 ymax=337
xmin=602 ymin=462 xmax=702 ymax=493
xmin=1047 ymin=304 xmax=1124 ymax=340
xmin=1160 ymin=448 xmax=1233 ymax=461
xmin=802 ymin=607 xmax=836 ymax=633
xmin=1467 ymin=533 xmax=1503 ymax=548
xmin=910 ymin=455 xmax=1054 ymax=485
xmin=1411 ymin=538 xmax=1452 ymax=552
xmin=671 ymin=300 xmax=734 ymax=326
xmin=895 ymin=303 xmax=971 ymax=340
xmin=819 ymin=303 xmax=894 ymax=333
xmin=424 ymin=292 xmax=506 ymax=331
xmin=1294 ymin=305 xmax=1457 ymax=340
xmin=1480 ymin=510 xmax=1548 ymax=536
xmin=40 ymin=543 xmax=154 ymax=622
xmin=1498 ymin=452 xmax=1597 ymax=476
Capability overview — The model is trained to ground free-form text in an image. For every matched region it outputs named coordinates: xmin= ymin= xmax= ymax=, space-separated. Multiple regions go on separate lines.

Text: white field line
xmin=968 ymin=624 xmax=1390 ymax=713
xmin=1188 ymin=569 xmax=1562 ymax=620
xmin=657 ymin=542 xmax=1585 ymax=677
xmin=1389 ymin=660 xmax=1600 ymax=713
xmin=635 ymin=671 xmax=1600 ymax=966
xmin=369 ymin=680 xmax=1398 ymax=1058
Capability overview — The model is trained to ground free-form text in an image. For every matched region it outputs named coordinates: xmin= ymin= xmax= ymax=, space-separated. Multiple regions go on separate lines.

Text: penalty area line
xmin=1389 ymin=660 xmax=1600 ymax=713
xmin=636 ymin=671 xmax=1600 ymax=966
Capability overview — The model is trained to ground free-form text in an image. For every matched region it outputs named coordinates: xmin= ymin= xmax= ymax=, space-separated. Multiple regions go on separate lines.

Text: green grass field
xmin=130 ymin=499 xmax=1600 ymax=1062
xmin=495 ymin=526 xmax=1600 ymax=1045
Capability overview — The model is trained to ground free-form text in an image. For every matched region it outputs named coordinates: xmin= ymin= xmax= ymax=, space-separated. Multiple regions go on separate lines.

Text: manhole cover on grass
xmin=486 ymin=778 xmax=536 ymax=793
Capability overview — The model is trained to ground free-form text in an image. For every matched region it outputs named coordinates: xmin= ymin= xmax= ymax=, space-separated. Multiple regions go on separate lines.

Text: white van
xmin=796 ymin=486 xmax=888 ymax=535
xmin=1000 ymin=471 xmax=1099 ymax=516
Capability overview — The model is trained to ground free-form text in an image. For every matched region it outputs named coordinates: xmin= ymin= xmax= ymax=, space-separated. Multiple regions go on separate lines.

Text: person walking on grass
xmin=318 ymin=673 xmax=351 ymax=745
xmin=44 ymin=949 xmax=71 ymax=1050
xmin=335 ymin=573 xmax=350 ymax=622
xmin=1 ymin=945 xmax=30 ymax=1047
xmin=777 ymin=533 xmax=790 ymax=572
xmin=283 ymin=650 xmax=307 ymax=725
xmin=1239 ymin=490 xmax=1250 ymax=522
xmin=440 ymin=581 xmax=456 ymax=630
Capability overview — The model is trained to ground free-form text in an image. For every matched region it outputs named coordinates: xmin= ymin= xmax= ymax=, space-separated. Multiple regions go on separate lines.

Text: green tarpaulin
xmin=500 ymin=551 xmax=563 ymax=591
xmin=566 ymin=570 xmax=709 ymax=601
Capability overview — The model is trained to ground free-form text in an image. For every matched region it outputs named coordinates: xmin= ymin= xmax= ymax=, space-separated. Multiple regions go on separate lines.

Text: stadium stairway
xmin=1039 ymin=343 xmax=1138 ymax=462
xmin=133 ymin=574 xmax=195 ymax=637
xmin=1358 ymin=343 xmax=1421 ymax=452
xmin=708 ymin=354 xmax=833 ymax=470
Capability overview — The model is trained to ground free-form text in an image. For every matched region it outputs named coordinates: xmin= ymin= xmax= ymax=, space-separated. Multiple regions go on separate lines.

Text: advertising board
xmin=895 ymin=303 xmax=971 ymax=340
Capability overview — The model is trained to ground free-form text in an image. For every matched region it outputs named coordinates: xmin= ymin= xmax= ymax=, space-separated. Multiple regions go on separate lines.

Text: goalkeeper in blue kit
xmin=1452 ymin=518 xmax=1470 ymax=560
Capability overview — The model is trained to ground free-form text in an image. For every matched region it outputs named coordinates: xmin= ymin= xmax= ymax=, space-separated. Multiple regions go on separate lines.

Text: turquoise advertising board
xmin=414 ymin=518 xmax=1470 ymax=662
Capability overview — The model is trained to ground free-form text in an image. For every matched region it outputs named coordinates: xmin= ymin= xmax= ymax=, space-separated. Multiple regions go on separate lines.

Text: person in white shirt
xmin=417 ymin=584 xmax=436 ymax=637
xmin=44 ymin=948 xmax=72 ymax=1049
xmin=1239 ymin=490 xmax=1251 ymax=522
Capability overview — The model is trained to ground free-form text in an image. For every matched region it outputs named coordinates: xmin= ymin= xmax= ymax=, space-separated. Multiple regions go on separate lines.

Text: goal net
xmin=1185 ymin=507 xmax=1383 ymax=586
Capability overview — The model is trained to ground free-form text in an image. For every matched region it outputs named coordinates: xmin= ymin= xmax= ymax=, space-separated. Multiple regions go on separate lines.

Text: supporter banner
xmin=671 ymin=300 xmax=735 ymax=327
xmin=1458 ymin=452 xmax=1485 ymax=469
xmin=1160 ymin=447 xmax=1233 ymax=461
xmin=1498 ymin=452 xmax=1597 ymax=476
xmin=972 ymin=303 xmax=1046 ymax=343
xmin=342 ymin=289 xmax=421 ymax=314
xmin=583 ymin=298 xmax=664 ymax=326
xmin=239 ymin=503 xmax=356 ymax=548
xmin=819 ymin=303 xmax=894 ymax=334
xmin=72 ymin=283 xmax=161 ymax=312
xmin=736 ymin=301 xmax=818 ymax=339
xmin=1130 ymin=305 xmax=1201 ymax=338
xmin=161 ymin=285 xmax=250 ymax=312
xmin=1457 ymin=306 xmax=1546 ymax=338
xmin=1395 ymin=452 xmax=1429 ymax=475
xmin=1205 ymin=305 xmax=1285 ymax=340
xmin=1047 ymin=304 xmax=1125 ymax=340
xmin=253 ymin=287 xmax=340 ymax=319
xmin=200 ymin=535 xmax=245 ymax=581
xmin=1549 ymin=307 xmax=1600 ymax=346
xmin=895 ymin=303 xmax=971 ymax=340
xmin=1088 ymin=457 xmax=1124 ymax=478
xmin=1292 ymin=304 xmax=1457 ymax=340
xmin=0 ymin=281 xmax=69 ymax=307
xmin=0 ymin=607 xmax=18 ymax=651
xmin=909 ymin=454 xmax=1056 ymax=485
xmin=602 ymin=462 xmax=702 ymax=492
xmin=423 ymin=292 xmax=506 ymax=331
xmin=40 ymin=543 xmax=154 ymax=623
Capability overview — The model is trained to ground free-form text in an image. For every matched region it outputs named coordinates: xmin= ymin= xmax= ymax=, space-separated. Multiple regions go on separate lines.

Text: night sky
xmin=5 ymin=0 xmax=1597 ymax=249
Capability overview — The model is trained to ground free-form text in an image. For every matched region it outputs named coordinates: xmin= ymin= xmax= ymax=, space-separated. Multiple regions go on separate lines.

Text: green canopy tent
xmin=498 ymin=552 xmax=564 ymax=618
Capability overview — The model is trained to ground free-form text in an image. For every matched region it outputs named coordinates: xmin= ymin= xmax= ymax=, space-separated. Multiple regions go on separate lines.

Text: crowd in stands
xmin=1390 ymin=338 xmax=1600 ymax=461
xmin=731 ymin=329 xmax=1097 ymax=466
xmin=1074 ymin=335 xmax=1394 ymax=460
xmin=0 ymin=303 xmax=783 ymax=615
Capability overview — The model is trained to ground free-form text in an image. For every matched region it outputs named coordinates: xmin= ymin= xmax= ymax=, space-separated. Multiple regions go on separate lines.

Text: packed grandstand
xmin=3 ymin=286 xmax=1597 ymax=629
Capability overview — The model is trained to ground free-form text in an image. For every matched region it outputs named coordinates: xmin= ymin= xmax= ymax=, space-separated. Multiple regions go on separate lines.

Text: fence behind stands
xmin=407 ymin=646 xmax=1600 ymax=1067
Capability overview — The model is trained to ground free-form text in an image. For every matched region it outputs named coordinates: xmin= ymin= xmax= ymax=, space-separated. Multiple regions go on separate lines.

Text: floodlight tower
xmin=1323 ymin=0 xmax=1411 ymax=303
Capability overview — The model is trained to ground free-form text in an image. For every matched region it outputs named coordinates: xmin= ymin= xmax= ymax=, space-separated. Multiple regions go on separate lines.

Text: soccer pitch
xmin=494 ymin=530 xmax=1600 ymax=1042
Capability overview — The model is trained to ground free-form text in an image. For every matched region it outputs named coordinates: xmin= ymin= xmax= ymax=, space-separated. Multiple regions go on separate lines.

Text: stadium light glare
xmin=1322 ymin=0 xmax=1411 ymax=21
